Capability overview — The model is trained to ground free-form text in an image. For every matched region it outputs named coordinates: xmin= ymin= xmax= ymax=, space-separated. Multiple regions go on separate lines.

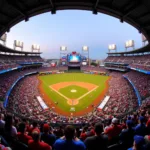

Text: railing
xmin=123 ymin=75 xmax=142 ymax=106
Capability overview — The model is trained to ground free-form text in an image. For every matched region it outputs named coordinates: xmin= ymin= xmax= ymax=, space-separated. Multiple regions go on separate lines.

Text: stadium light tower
xmin=108 ymin=44 xmax=117 ymax=53
xmin=60 ymin=46 xmax=67 ymax=65
xmin=14 ymin=40 xmax=24 ymax=51
xmin=32 ymin=44 xmax=40 ymax=52
xmin=82 ymin=46 xmax=90 ymax=66
xmin=125 ymin=40 xmax=134 ymax=51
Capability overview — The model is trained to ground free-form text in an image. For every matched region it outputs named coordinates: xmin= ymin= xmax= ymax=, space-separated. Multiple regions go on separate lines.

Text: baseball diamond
xmin=38 ymin=73 xmax=110 ymax=116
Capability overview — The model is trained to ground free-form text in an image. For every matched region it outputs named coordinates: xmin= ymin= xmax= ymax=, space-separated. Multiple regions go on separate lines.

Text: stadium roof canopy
xmin=1 ymin=0 xmax=150 ymax=53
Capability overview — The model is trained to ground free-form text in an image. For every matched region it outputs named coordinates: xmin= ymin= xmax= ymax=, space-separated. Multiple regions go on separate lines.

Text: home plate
xmin=71 ymin=89 xmax=77 ymax=93
xmin=70 ymin=107 xmax=75 ymax=111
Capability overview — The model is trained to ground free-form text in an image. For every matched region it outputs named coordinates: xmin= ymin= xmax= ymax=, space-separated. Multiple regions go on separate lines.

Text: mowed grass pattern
xmin=59 ymin=85 xmax=88 ymax=99
xmin=39 ymin=73 xmax=109 ymax=112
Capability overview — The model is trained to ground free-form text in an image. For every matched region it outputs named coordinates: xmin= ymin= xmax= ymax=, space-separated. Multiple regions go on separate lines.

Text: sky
xmin=5 ymin=10 xmax=143 ymax=59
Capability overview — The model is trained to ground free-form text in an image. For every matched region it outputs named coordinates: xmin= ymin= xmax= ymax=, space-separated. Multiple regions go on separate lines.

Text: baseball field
xmin=38 ymin=73 xmax=110 ymax=116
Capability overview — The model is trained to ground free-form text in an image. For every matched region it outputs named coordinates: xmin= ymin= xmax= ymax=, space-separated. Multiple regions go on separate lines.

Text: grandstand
xmin=0 ymin=1 xmax=149 ymax=150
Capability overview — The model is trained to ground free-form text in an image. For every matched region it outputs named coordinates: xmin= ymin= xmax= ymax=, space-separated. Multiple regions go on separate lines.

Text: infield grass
xmin=59 ymin=85 xmax=88 ymax=99
xmin=38 ymin=73 xmax=109 ymax=112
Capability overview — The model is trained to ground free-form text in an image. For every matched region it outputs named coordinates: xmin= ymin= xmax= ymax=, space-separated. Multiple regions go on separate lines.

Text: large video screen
xmin=68 ymin=55 xmax=81 ymax=62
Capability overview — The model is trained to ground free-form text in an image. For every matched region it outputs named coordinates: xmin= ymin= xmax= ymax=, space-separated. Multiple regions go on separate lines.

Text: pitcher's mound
xmin=71 ymin=89 xmax=77 ymax=93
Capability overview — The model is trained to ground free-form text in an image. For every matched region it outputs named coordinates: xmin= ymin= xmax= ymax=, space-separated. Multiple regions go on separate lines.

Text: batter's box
xmin=70 ymin=107 xmax=75 ymax=111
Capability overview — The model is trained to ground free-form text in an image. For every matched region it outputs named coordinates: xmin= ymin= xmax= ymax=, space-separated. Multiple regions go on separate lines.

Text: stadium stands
xmin=0 ymin=0 xmax=150 ymax=149
xmin=105 ymin=54 xmax=150 ymax=71
xmin=0 ymin=54 xmax=43 ymax=72
xmin=0 ymin=50 xmax=149 ymax=150
xmin=0 ymin=96 xmax=149 ymax=150
xmin=124 ymin=71 xmax=150 ymax=100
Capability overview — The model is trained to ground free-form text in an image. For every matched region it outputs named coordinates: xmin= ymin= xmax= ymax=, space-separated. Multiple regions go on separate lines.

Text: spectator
xmin=56 ymin=126 xmax=64 ymax=138
xmin=0 ymin=143 xmax=12 ymax=150
xmin=128 ymin=135 xmax=146 ymax=150
xmin=4 ymin=115 xmax=17 ymax=138
xmin=17 ymin=122 xmax=32 ymax=145
xmin=0 ymin=113 xmax=5 ymax=134
xmin=41 ymin=124 xmax=56 ymax=148
xmin=146 ymin=110 xmax=150 ymax=134
xmin=104 ymin=118 xmax=122 ymax=144
xmin=84 ymin=122 xmax=108 ymax=150
xmin=54 ymin=125 xmax=86 ymax=150
xmin=144 ymin=135 xmax=150 ymax=149
xmin=28 ymin=129 xmax=52 ymax=150
xmin=135 ymin=116 xmax=147 ymax=136
xmin=29 ymin=122 xmax=39 ymax=135
xmin=119 ymin=120 xmax=135 ymax=149
xmin=80 ymin=126 xmax=88 ymax=141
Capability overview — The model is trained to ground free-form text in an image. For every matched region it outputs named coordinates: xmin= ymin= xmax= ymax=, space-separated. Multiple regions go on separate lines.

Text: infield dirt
xmin=38 ymin=76 xmax=110 ymax=116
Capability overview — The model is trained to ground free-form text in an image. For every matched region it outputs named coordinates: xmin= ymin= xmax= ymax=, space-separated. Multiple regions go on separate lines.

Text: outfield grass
xmin=59 ymin=85 xmax=88 ymax=99
xmin=39 ymin=73 xmax=109 ymax=112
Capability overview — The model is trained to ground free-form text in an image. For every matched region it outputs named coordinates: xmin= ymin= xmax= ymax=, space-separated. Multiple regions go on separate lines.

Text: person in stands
xmin=29 ymin=122 xmax=39 ymax=135
xmin=0 ymin=113 xmax=5 ymax=134
xmin=4 ymin=115 xmax=17 ymax=138
xmin=144 ymin=135 xmax=150 ymax=149
xmin=104 ymin=118 xmax=122 ymax=144
xmin=54 ymin=125 xmax=86 ymax=150
xmin=128 ymin=135 xmax=146 ymax=150
xmin=84 ymin=122 xmax=108 ymax=150
xmin=80 ymin=126 xmax=88 ymax=141
xmin=56 ymin=126 xmax=64 ymax=138
xmin=41 ymin=124 xmax=56 ymax=148
xmin=0 ymin=114 xmax=5 ymax=129
xmin=135 ymin=116 xmax=147 ymax=136
xmin=146 ymin=110 xmax=150 ymax=134
xmin=28 ymin=129 xmax=52 ymax=150
xmin=119 ymin=120 xmax=135 ymax=149
xmin=17 ymin=122 xmax=32 ymax=145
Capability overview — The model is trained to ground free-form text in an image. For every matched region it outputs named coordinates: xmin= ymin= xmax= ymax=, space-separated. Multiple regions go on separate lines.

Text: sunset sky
xmin=6 ymin=10 xmax=142 ymax=59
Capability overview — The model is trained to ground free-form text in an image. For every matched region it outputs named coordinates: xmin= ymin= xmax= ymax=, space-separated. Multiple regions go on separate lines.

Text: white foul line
xmin=50 ymin=86 xmax=70 ymax=100
xmin=49 ymin=85 xmax=99 ymax=101
xmin=76 ymin=86 xmax=98 ymax=101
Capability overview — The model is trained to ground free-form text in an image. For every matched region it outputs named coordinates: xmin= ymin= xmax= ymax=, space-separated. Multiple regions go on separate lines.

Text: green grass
xmin=39 ymin=73 xmax=109 ymax=112
xmin=59 ymin=85 xmax=88 ymax=99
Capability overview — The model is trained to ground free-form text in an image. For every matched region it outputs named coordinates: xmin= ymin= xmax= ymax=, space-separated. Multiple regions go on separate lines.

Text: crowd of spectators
xmin=81 ymin=66 xmax=108 ymax=72
xmin=0 ymin=66 xmax=68 ymax=102
xmin=1 ymin=65 xmax=149 ymax=125
xmin=94 ymin=72 xmax=138 ymax=120
xmin=6 ymin=73 xmax=91 ymax=124
xmin=0 ymin=67 xmax=41 ymax=101
xmin=0 ymin=54 xmax=43 ymax=71
xmin=0 ymin=57 xmax=150 ymax=149
xmin=129 ymin=64 xmax=150 ymax=71
xmin=0 ymin=98 xmax=149 ymax=150
xmin=104 ymin=55 xmax=150 ymax=71
xmin=125 ymin=71 xmax=150 ymax=100
xmin=4 ymin=71 xmax=139 ymax=125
